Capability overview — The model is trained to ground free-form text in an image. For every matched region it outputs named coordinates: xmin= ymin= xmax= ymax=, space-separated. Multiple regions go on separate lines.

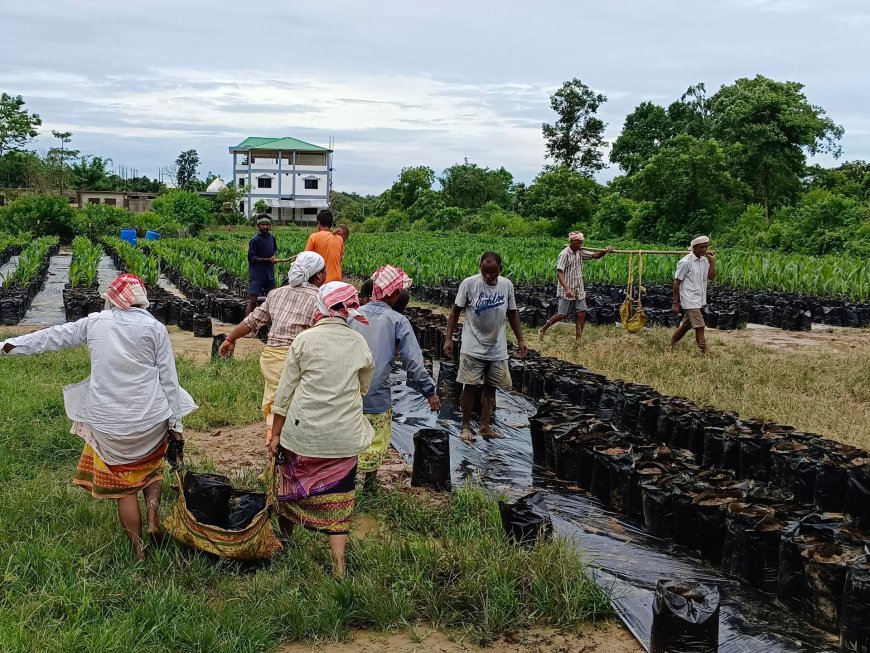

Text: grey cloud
xmin=213 ymin=103 xmax=313 ymax=114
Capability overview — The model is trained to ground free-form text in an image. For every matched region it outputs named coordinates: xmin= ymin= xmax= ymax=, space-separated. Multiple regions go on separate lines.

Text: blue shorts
xmin=248 ymin=277 xmax=276 ymax=296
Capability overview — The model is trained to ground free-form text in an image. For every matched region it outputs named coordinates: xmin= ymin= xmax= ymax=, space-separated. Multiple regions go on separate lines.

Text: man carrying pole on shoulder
xmin=671 ymin=234 xmax=716 ymax=354
xmin=538 ymin=231 xmax=612 ymax=345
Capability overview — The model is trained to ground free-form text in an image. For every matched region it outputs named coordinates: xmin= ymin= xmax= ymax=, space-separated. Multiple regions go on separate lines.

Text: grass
xmin=0 ymin=333 xmax=611 ymax=652
xmin=529 ymin=322 xmax=870 ymax=449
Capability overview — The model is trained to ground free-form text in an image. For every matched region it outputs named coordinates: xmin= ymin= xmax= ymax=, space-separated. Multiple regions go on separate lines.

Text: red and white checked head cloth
xmin=314 ymin=281 xmax=368 ymax=324
xmin=102 ymin=273 xmax=150 ymax=310
xmin=371 ymin=265 xmax=413 ymax=301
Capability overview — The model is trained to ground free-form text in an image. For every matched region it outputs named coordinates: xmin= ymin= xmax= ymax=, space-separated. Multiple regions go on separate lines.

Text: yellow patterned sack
xmin=620 ymin=253 xmax=648 ymax=334
xmin=163 ymin=469 xmax=283 ymax=561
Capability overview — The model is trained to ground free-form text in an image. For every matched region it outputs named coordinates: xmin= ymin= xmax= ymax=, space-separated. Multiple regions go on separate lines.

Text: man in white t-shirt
xmin=538 ymin=231 xmax=612 ymax=344
xmin=444 ymin=252 xmax=528 ymax=443
xmin=671 ymin=234 xmax=716 ymax=354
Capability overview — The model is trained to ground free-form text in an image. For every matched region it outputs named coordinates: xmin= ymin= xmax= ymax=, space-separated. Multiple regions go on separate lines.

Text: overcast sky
xmin=2 ymin=0 xmax=868 ymax=194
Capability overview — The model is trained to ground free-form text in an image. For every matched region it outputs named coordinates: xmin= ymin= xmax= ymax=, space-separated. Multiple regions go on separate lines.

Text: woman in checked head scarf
xmin=269 ymin=281 xmax=375 ymax=576
xmin=220 ymin=251 xmax=327 ymax=446
xmin=1 ymin=273 xmax=197 ymax=560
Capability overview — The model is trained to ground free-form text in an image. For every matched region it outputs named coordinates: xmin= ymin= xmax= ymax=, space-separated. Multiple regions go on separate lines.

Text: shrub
xmin=151 ymin=190 xmax=212 ymax=235
xmin=0 ymin=194 xmax=77 ymax=242
xmin=72 ymin=203 xmax=132 ymax=238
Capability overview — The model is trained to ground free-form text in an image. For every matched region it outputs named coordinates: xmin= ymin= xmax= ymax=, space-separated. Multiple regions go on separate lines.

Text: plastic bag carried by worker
xmin=163 ymin=465 xmax=282 ymax=560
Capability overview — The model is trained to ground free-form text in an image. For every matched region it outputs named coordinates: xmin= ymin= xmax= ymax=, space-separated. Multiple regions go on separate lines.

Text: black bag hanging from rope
xmin=227 ymin=490 xmax=267 ymax=530
xmin=649 ymin=580 xmax=720 ymax=653
xmin=498 ymin=491 xmax=553 ymax=546
xmin=411 ymin=428 xmax=451 ymax=491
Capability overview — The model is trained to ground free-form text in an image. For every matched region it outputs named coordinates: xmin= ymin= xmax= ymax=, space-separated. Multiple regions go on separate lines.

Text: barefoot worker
xmin=220 ymin=252 xmax=327 ymax=445
xmin=350 ymin=266 xmax=441 ymax=486
xmin=246 ymin=216 xmax=280 ymax=316
xmin=269 ymin=282 xmax=375 ymax=576
xmin=444 ymin=252 xmax=528 ymax=443
xmin=538 ymin=232 xmax=612 ymax=344
xmin=671 ymin=234 xmax=716 ymax=354
xmin=0 ymin=274 xmax=197 ymax=560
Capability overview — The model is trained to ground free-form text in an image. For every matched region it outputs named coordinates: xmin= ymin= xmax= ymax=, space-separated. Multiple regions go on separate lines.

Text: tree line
xmin=332 ymin=75 xmax=868 ymax=258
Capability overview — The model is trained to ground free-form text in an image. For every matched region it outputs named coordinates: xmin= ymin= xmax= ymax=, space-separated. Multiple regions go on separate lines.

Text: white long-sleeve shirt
xmin=1 ymin=309 xmax=197 ymax=439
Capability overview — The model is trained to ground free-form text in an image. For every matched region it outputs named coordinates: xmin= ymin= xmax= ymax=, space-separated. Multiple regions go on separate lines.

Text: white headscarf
xmin=690 ymin=235 xmax=710 ymax=247
xmin=287 ymin=251 xmax=325 ymax=287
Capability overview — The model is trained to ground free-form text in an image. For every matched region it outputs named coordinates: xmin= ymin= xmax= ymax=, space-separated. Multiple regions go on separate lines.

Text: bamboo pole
xmin=585 ymin=247 xmax=690 ymax=255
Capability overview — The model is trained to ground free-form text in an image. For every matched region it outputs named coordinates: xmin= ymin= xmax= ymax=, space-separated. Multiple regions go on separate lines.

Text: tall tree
xmin=47 ymin=130 xmax=79 ymax=192
xmin=388 ymin=165 xmax=435 ymax=210
xmin=0 ymin=93 xmax=42 ymax=156
xmin=175 ymin=149 xmax=200 ymax=191
xmin=542 ymin=79 xmax=608 ymax=176
xmin=610 ymin=102 xmax=672 ymax=175
xmin=629 ymin=135 xmax=748 ymax=242
xmin=520 ymin=166 xmax=601 ymax=234
xmin=439 ymin=160 xmax=513 ymax=210
xmin=709 ymin=75 xmax=844 ymax=215
xmin=70 ymin=156 xmax=112 ymax=190
xmin=667 ymin=83 xmax=711 ymax=139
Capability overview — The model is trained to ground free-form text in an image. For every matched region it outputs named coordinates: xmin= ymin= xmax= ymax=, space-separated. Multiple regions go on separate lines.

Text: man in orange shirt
xmin=305 ymin=210 xmax=345 ymax=282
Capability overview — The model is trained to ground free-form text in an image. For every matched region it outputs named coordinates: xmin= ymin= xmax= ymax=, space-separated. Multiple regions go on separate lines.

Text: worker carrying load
xmin=671 ymin=235 xmax=717 ymax=354
xmin=538 ymin=232 xmax=613 ymax=345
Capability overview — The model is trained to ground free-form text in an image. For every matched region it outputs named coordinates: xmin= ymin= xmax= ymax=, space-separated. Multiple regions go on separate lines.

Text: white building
xmin=229 ymin=136 xmax=333 ymax=224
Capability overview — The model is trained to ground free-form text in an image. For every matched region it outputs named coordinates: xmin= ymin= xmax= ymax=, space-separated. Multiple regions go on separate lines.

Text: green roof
xmin=233 ymin=136 xmax=330 ymax=152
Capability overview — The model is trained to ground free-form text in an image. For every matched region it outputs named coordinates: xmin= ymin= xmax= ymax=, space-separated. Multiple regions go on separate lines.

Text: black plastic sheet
xmin=387 ymin=364 xmax=846 ymax=652
xmin=650 ymin=580 xmax=720 ymax=653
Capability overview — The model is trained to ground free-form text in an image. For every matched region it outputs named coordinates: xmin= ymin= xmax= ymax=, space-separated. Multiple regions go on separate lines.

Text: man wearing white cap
xmin=671 ymin=234 xmax=716 ymax=353
xmin=538 ymin=231 xmax=612 ymax=344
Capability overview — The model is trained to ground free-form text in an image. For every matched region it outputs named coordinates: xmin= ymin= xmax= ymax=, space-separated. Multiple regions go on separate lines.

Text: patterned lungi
xmin=73 ymin=441 xmax=167 ymax=499
xmin=275 ymin=452 xmax=357 ymax=535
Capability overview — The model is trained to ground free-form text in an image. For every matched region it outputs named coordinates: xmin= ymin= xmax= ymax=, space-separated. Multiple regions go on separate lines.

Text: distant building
xmin=74 ymin=191 xmax=157 ymax=213
xmin=229 ymin=136 xmax=333 ymax=224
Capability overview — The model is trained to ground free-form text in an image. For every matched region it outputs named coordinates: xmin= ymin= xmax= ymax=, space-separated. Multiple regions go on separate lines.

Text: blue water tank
xmin=120 ymin=228 xmax=137 ymax=246
xmin=145 ymin=230 xmax=161 ymax=241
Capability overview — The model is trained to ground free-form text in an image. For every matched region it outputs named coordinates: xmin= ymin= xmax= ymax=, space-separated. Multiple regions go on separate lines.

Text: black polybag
xmin=841 ymin=556 xmax=870 ymax=653
xmin=192 ymin=313 xmax=213 ymax=338
xmin=226 ymin=490 xmax=267 ymax=530
xmin=411 ymin=428 xmax=451 ymax=490
xmin=650 ymin=580 xmax=720 ymax=653
xmin=211 ymin=334 xmax=229 ymax=361
xmin=498 ymin=491 xmax=553 ymax=546
xmin=183 ymin=472 xmax=233 ymax=528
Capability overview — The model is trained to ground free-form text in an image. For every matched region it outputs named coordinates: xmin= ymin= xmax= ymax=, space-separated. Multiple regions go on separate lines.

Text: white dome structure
xmin=206 ymin=177 xmax=227 ymax=192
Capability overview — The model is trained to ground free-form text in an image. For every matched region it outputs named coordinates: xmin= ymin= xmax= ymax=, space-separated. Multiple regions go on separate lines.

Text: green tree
xmin=175 ymin=149 xmax=200 ymax=191
xmin=253 ymin=199 xmax=269 ymax=216
xmin=46 ymin=130 xmax=79 ymax=192
xmin=387 ymin=166 xmax=435 ymax=210
xmin=0 ymin=150 xmax=42 ymax=187
xmin=667 ymin=83 xmax=711 ymax=139
xmin=629 ymin=135 xmax=748 ymax=242
xmin=151 ymin=190 xmax=212 ymax=235
xmin=591 ymin=194 xmax=640 ymax=238
xmin=806 ymin=160 xmax=870 ymax=199
xmin=406 ymin=189 xmax=445 ymax=225
xmin=709 ymin=75 xmax=844 ymax=215
xmin=439 ymin=160 xmax=513 ymax=210
xmin=0 ymin=93 xmax=42 ymax=156
xmin=610 ymin=102 xmax=673 ymax=175
xmin=542 ymin=79 xmax=608 ymax=175
xmin=69 ymin=156 xmax=112 ymax=190
xmin=520 ymin=166 xmax=601 ymax=234
xmin=214 ymin=184 xmax=246 ymax=225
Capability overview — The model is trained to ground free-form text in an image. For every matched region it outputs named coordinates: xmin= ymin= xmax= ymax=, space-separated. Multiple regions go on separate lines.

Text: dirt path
xmin=276 ymin=624 xmax=644 ymax=653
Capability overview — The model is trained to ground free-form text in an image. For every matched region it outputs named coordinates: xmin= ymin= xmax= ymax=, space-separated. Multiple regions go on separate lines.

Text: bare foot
xmin=538 ymin=328 xmax=545 ymax=342
xmin=480 ymin=426 xmax=505 ymax=439
xmin=460 ymin=427 xmax=476 ymax=443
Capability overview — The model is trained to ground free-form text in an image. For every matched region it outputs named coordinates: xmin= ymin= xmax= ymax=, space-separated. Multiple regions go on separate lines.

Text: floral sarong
xmin=73 ymin=441 xmax=167 ymax=499
xmin=358 ymin=410 xmax=392 ymax=473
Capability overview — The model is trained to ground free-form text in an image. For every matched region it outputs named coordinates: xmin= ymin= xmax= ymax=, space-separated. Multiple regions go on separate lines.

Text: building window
xmin=251 ymin=156 xmax=256 ymax=163
xmin=304 ymin=178 xmax=319 ymax=190
xmin=303 ymin=207 xmax=318 ymax=215
xmin=88 ymin=198 xmax=100 ymax=204
xmin=105 ymin=198 xmax=117 ymax=206
xmin=238 ymin=178 xmax=245 ymax=187
xmin=239 ymin=201 xmax=244 ymax=213
xmin=257 ymin=177 xmax=272 ymax=189
xmin=241 ymin=157 xmax=249 ymax=165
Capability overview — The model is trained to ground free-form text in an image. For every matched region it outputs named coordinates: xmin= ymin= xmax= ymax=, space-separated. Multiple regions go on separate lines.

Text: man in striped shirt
xmin=538 ymin=231 xmax=612 ymax=344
